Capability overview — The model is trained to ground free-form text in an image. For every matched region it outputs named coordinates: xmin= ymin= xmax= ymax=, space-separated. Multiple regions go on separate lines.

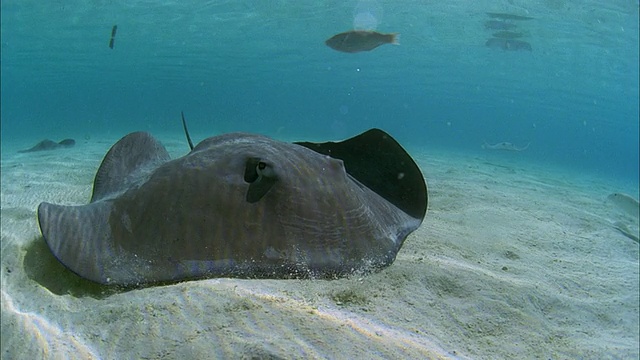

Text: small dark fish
xmin=484 ymin=20 xmax=517 ymax=30
xmin=18 ymin=139 xmax=76 ymax=153
xmin=325 ymin=30 xmax=399 ymax=53
xmin=109 ymin=25 xmax=117 ymax=49
xmin=492 ymin=31 xmax=524 ymax=39
xmin=485 ymin=38 xmax=532 ymax=51
xmin=486 ymin=12 xmax=534 ymax=21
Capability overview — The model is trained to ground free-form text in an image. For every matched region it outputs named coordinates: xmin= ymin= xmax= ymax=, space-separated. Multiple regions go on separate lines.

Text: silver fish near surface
xmin=325 ymin=30 xmax=399 ymax=53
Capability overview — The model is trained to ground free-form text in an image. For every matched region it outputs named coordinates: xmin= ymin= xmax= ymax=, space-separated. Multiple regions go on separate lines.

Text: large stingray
xmin=37 ymin=116 xmax=428 ymax=285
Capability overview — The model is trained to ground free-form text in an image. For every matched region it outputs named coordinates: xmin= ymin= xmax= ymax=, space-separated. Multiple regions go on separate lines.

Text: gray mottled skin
xmin=38 ymin=131 xmax=426 ymax=285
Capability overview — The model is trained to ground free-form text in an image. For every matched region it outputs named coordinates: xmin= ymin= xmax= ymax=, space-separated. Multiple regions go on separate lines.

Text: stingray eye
xmin=256 ymin=161 xmax=276 ymax=178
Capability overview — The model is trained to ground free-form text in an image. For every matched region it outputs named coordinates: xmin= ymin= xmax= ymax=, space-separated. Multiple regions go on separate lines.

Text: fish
xmin=482 ymin=141 xmax=530 ymax=151
xmin=18 ymin=139 xmax=76 ymax=153
xmin=486 ymin=13 xmax=534 ymax=21
xmin=491 ymin=31 xmax=524 ymax=39
xmin=484 ymin=20 xmax=517 ymax=30
xmin=485 ymin=38 xmax=532 ymax=51
xmin=109 ymin=25 xmax=117 ymax=49
xmin=325 ymin=30 xmax=399 ymax=53
xmin=37 ymin=114 xmax=428 ymax=285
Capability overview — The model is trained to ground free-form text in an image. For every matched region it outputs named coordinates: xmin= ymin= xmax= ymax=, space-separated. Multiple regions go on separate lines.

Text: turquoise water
xmin=2 ymin=1 xmax=638 ymax=184
xmin=1 ymin=3 xmax=639 ymax=358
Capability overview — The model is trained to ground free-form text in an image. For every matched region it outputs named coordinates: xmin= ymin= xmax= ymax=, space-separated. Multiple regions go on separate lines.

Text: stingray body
xmin=607 ymin=193 xmax=639 ymax=243
xmin=482 ymin=141 xmax=530 ymax=151
xmin=19 ymin=139 xmax=75 ymax=153
xmin=607 ymin=193 xmax=640 ymax=219
xmin=38 ymin=128 xmax=427 ymax=285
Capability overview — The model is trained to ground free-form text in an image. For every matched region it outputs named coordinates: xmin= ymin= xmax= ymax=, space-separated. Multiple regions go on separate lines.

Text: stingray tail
xmin=181 ymin=111 xmax=194 ymax=151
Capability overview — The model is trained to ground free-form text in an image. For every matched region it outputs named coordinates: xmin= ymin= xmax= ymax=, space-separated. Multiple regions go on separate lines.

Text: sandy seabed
xmin=1 ymin=133 xmax=638 ymax=360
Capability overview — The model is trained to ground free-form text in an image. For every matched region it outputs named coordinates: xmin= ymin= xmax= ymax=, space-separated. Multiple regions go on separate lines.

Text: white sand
xmin=1 ymin=135 xmax=638 ymax=359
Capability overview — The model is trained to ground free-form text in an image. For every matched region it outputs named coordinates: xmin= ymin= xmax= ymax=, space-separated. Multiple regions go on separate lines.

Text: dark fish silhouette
xmin=485 ymin=38 xmax=532 ymax=51
xmin=37 ymin=116 xmax=428 ymax=285
xmin=325 ymin=30 xmax=399 ymax=53
xmin=484 ymin=20 xmax=517 ymax=30
xmin=18 ymin=139 xmax=76 ymax=153
xmin=486 ymin=12 xmax=534 ymax=21
xmin=109 ymin=25 xmax=117 ymax=49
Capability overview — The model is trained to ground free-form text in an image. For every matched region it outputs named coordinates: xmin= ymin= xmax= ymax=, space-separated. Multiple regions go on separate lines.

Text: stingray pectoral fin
xmin=37 ymin=201 xmax=135 ymax=285
xmin=91 ymin=132 xmax=171 ymax=202
xmin=18 ymin=140 xmax=59 ymax=153
xmin=295 ymin=129 xmax=427 ymax=220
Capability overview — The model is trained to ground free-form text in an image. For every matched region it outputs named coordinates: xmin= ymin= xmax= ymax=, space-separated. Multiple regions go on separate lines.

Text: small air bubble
xmin=397 ymin=172 xmax=405 ymax=180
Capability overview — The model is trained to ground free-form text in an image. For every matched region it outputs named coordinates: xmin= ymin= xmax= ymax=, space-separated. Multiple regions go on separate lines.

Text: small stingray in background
xmin=484 ymin=20 xmax=517 ymax=30
xmin=612 ymin=221 xmax=639 ymax=243
xmin=607 ymin=193 xmax=640 ymax=220
xmin=492 ymin=31 xmax=525 ymax=39
xmin=482 ymin=141 xmax=530 ymax=151
xmin=18 ymin=139 xmax=75 ymax=153
xmin=37 ymin=113 xmax=428 ymax=286
xmin=485 ymin=38 xmax=532 ymax=51
xmin=325 ymin=30 xmax=399 ymax=53
xmin=607 ymin=193 xmax=639 ymax=243
xmin=486 ymin=12 xmax=534 ymax=21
